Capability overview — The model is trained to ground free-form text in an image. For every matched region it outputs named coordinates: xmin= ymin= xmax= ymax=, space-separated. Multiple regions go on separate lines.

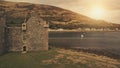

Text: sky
xmin=4 ymin=0 xmax=120 ymax=24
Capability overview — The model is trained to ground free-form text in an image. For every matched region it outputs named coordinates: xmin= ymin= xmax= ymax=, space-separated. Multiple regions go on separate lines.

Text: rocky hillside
xmin=0 ymin=1 xmax=120 ymax=29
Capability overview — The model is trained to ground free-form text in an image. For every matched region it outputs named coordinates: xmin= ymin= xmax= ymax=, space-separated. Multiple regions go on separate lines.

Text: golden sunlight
xmin=90 ymin=7 xmax=105 ymax=19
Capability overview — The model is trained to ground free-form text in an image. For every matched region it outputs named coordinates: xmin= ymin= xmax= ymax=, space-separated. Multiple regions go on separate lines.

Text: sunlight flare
xmin=90 ymin=7 xmax=105 ymax=19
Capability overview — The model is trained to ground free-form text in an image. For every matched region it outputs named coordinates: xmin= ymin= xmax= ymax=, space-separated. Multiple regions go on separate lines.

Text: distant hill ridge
xmin=0 ymin=1 xmax=120 ymax=29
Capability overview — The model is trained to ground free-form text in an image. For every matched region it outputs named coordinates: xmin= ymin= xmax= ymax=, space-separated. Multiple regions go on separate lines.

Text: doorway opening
xmin=22 ymin=46 xmax=27 ymax=53
xmin=23 ymin=46 xmax=27 ymax=51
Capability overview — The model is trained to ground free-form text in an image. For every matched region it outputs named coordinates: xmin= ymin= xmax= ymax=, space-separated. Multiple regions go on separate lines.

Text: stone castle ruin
xmin=0 ymin=12 xmax=49 ymax=55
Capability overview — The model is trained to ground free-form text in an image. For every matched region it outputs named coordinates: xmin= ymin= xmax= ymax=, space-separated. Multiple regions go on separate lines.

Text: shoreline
xmin=49 ymin=29 xmax=120 ymax=32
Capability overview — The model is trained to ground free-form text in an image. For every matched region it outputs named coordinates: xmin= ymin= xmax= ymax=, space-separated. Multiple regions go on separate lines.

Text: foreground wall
xmin=0 ymin=18 xmax=5 ymax=55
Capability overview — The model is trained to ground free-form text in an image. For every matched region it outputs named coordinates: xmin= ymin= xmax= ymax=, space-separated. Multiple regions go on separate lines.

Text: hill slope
xmin=0 ymin=1 xmax=120 ymax=29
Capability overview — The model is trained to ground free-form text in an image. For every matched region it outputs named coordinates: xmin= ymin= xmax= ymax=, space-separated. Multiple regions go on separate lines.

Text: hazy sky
xmin=4 ymin=0 xmax=120 ymax=24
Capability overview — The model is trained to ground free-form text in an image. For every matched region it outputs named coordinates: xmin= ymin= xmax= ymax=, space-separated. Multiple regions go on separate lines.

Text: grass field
xmin=0 ymin=48 xmax=120 ymax=68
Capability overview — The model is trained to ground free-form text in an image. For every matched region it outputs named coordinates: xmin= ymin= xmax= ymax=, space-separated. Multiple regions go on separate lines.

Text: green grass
xmin=0 ymin=49 xmax=58 ymax=68
xmin=0 ymin=48 xmax=120 ymax=68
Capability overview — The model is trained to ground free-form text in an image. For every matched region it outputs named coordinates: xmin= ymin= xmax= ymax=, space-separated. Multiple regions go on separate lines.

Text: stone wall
xmin=6 ymin=27 xmax=23 ymax=51
xmin=24 ymin=16 xmax=48 ymax=51
xmin=5 ymin=16 xmax=48 ymax=52
xmin=0 ymin=14 xmax=48 ymax=53
xmin=0 ymin=18 xmax=5 ymax=55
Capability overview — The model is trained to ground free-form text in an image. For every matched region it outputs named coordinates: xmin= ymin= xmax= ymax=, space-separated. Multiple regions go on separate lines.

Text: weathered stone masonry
xmin=0 ymin=14 xmax=49 ymax=53
xmin=6 ymin=27 xmax=23 ymax=51
xmin=0 ymin=17 xmax=5 ymax=55
xmin=23 ymin=16 xmax=48 ymax=51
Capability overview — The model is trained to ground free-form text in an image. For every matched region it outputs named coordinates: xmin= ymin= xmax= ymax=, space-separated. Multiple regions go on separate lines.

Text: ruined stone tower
xmin=5 ymin=13 xmax=49 ymax=52
xmin=22 ymin=14 xmax=49 ymax=51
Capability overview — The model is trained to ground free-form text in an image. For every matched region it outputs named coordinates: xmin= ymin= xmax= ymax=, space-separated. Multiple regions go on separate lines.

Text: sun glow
xmin=90 ymin=7 xmax=105 ymax=19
